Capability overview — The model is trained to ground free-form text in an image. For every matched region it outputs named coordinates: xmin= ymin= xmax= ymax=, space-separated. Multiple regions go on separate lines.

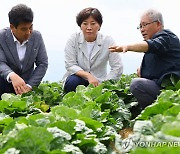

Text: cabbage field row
xmin=0 ymin=74 xmax=179 ymax=154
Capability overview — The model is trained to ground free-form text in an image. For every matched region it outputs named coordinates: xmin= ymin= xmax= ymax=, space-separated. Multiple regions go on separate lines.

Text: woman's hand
xmin=87 ymin=74 xmax=99 ymax=87
xmin=76 ymin=70 xmax=99 ymax=87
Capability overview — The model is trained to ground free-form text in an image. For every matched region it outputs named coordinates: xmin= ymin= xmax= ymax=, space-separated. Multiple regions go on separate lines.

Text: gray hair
xmin=144 ymin=9 xmax=164 ymax=26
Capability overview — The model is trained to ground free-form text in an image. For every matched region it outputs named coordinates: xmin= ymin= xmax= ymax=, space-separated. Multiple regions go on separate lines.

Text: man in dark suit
xmin=0 ymin=4 xmax=48 ymax=98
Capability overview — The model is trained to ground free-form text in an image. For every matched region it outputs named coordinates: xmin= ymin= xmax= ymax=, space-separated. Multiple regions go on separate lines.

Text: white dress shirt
xmin=13 ymin=34 xmax=28 ymax=67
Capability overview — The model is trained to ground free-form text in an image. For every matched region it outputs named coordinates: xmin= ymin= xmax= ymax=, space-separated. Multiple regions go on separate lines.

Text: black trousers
xmin=0 ymin=76 xmax=15 ymax=99
xmin=130 ymin=78 xmax=161 ymax=108
xmin=129 ymin=78 xmax=161 ymax=119
xmin=64 ymin=74 xmax=89 ymax=93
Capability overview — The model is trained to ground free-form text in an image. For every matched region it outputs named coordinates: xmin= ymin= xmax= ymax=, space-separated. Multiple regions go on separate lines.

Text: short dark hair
xmin=8 ymin=4 xmax=33 ymax=28
xmin=76 ymin=7 xmax=103 ymax=27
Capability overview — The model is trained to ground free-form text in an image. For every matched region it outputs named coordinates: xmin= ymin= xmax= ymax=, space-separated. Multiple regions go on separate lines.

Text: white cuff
xmin=7 ymin=72 xmax=15 ymax=83
xmin=26 ymin=84 xmax=32 ymax=89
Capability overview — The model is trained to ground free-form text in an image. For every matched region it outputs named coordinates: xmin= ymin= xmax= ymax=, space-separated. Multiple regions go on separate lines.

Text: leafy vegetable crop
xmin=0 ymin=74 xmax=179 ymax=154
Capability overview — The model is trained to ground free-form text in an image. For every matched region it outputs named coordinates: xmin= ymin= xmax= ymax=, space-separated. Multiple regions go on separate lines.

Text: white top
xmin=86 ymin=41 xmax=95 ymax=58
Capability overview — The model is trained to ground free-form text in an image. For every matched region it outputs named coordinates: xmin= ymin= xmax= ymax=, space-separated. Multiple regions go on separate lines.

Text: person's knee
xmin=130 ymin=78 xmax=144 ymax=94
xmin=66 ymin=76 xmax=79 ymax=86
xmin=64 ymin=75 xmax=88 ymax=93
xmin=64 ymin=75 xmax=80 ymax=92
xmin=130 ymin=78 xmax=160 ymax=108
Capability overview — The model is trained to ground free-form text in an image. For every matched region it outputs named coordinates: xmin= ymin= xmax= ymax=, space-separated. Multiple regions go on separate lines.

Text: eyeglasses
xmin=137 ymin=21 xmax=158 ymax=30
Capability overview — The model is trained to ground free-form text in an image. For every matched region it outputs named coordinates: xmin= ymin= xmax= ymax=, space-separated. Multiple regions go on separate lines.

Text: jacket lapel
xmin=5 ymin=29 xmax=21 ymax=70
xmin=90 ymin=33 xmax=102 ymax=60
xmin=78 ymin=32 xmax=89 ymax=59
xmin=90 ymin=43 xmax=101 ymax=60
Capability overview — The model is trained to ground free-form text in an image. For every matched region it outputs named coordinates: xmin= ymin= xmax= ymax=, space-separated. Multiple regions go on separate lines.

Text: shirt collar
xmin=11 ymin=30 xmax=28 ymax=45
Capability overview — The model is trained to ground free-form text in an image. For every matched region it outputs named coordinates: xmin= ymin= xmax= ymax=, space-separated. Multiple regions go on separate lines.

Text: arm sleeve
xmin=64 ymin=34 xmax=83 ymax=75
xmin=146 ymin=32 xmax=170 ymax=55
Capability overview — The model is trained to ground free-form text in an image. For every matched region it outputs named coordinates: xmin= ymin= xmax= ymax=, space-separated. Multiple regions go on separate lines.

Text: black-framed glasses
xmin=137 ymin=21 xmax=158 ymax=30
